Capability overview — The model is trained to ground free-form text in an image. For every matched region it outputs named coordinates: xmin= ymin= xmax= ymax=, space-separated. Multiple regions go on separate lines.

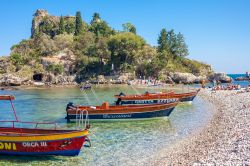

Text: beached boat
xmin=0 ymin=95 xmax=90 ymax=156
xmin=114 ymin=89 xmax=200 ymax=105
xmin=66 ymin=101 xmax=179 ymax=121
xmin=172 ymin=89 xmax=200 ymax=102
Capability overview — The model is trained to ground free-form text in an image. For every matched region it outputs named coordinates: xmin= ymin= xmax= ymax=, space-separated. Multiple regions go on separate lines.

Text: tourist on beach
xmin=201 ymin=79 xmax=206 ymax=88
xmin=213 ymin=79 xmax=216 ymax=87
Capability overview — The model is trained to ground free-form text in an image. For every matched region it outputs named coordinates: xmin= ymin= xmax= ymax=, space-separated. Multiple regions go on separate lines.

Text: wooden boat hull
xmin=178 ymin=95 xmax=196 ymax=102
xmin=0 ymin=128 xmax=88 ymax=156
xmin=116 ymin=90 xmax=199 ymax=105
xmin=66 ymin=102 xmax=178 ymax=121
xmin=120 ymin=98 xmax=178 ymax=105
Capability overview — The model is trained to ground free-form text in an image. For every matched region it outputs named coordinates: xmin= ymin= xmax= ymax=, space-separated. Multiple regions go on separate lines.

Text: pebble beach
xmin=153 ymin=89 xmax=250 ymax=165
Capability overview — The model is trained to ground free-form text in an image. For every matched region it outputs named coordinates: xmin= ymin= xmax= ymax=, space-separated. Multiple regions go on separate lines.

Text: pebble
xmin=152 ymin=89 xmax=250 ymax=165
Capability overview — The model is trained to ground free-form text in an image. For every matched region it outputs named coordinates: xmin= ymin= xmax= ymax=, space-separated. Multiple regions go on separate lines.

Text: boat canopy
xmin=0 ymin=95 xmax=15 ymax=100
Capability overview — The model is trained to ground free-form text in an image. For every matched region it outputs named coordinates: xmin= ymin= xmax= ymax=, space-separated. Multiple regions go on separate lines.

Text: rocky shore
xmin=0 ymin=72 xmax=232 ymax=89
xmin=153 ymin=89 xmax=250 ymax=165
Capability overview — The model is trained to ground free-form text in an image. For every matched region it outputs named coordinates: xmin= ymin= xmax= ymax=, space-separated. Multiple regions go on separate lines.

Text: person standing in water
xmin=201 ymin=79 xmax=206 ymax=88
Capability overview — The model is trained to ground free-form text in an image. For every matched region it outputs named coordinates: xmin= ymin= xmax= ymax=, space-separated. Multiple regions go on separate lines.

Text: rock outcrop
xmin=235 ymin=77 xmax=250 ymax=81
xmin=31 ymin=9 xmax=75 ymax=37
xmin=211 ymin=73 xmax=232 ymax=83
xmin=0 ymin=74 xmax=23 ymax=86
xmin=0 ymin=73 xmax=77 ymax=87
xmin=168 ymin=72 xmax=208 ymax=84
xmin=117 ymin=73 xmax=135 ymax=82
xmin=44 ymin=74 xmax=76 ymax=85
xmin=41 ymin=49 xmax=76 ymax=75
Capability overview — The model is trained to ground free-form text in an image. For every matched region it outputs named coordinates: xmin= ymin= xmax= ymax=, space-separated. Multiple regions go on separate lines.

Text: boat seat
xmin=90 ymin=106 xmax=96 ymax=109
xmin=101 ymin=102 xmax=109 ymax=109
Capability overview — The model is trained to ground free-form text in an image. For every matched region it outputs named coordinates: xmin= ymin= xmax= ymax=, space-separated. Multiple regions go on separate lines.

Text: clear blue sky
xmin=0 ymin=0 xmax=249 ymax=73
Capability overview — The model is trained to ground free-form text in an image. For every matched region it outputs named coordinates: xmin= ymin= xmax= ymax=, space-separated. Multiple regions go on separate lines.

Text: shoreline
xmin=153 ymin=89 xmax=250 ymax=165
xmin=0 ymin=83 xmax=198 ymax=92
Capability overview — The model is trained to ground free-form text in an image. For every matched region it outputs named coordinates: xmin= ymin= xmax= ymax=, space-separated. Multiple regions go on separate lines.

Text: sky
xmin=0 ymin=0 xmax=249 ymax=73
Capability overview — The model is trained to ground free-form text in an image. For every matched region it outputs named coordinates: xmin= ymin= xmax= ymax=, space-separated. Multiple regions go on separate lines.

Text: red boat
xmin=66 ymin=101 xmax=179 ymax=121
xmin=0 ymin=95 xmax=90 ymax=156
xmin=114 ymin=89 xmax=200 ymax=105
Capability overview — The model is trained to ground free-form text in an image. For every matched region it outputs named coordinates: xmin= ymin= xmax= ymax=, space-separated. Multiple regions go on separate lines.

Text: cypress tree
xmin=91 ymin=13 xmax=101 ymax=24
xmin=176 ymin=32 xmax=189 ymax=57
xmin=122 ymin=23 xmax=136 ymax=34
xmin=58 ymin=15 xmax=65 ymax=34
xmin=167 ymin=29 xmax=177 ymax=56
xmin=157 ymin=28 xmax=169 ymax=53
xmin=75 ymin=11 xmax=83 ymax=36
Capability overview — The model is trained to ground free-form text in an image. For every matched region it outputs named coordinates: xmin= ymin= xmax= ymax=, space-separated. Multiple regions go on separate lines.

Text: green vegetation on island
xmin=0 ymin=9 xmax=213 ymax=85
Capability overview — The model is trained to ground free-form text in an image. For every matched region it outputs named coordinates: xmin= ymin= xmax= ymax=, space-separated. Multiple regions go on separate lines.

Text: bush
xmin=54 ymin=64 xmax=64 ymax=75
xmin=33 ymin=63 xmax=45 ymax=73
xmin=47 ymin=64 xmax=64 ymax=75
xmin=16 ymin=65 xmax=33 ymax=79
xmin=10 ymin=53 xmax=24 ymax=67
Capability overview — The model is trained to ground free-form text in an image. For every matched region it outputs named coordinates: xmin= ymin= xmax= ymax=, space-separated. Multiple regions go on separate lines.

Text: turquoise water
xmin=227 ymin=74 xmax=250 ymax=87
xmin=228 ymin=74 xmax=250 ymax=87
xmin=228 ymin=74 xmax=247 ymax=79
xmin=0 ymin=85 xmax=212 ymax=166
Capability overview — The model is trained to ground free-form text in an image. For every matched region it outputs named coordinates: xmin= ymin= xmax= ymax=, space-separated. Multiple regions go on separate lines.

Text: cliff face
xmin=31 ymin=9 xmax=75 ymax=38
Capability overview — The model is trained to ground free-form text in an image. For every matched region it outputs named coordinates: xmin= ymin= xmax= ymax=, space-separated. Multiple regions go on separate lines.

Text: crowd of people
xmin=212 ymin=84 xmax=242 ymax=91
xmin=129 ymin=78 xmax=165 ymax=86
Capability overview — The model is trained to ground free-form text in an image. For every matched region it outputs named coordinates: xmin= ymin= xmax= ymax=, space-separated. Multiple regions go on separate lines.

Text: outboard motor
xmin=118 ymin=92 xmax=126 ymax=96
xmin=116 ymin=98 xmax=122 ymax=105
xmin=66 ymin=102 xmax=74 ymax=122
xmin=66 ymin=102 xmax=74 ymax=110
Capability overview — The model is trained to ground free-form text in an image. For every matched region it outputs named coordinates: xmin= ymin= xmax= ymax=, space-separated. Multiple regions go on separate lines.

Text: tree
xmin=167 ymin=29 xmax=178 ymax=57
xmin=91 ymin=13 xmax=101 ymax=24
xmin=176 ymin=32 xmax=189 ymax=57
xmin=58 ymin=16 xmax=65 ymax=34
xmin=75 ymin=11 xmax=83 ymax=36
xmin=54 ymin=33 xmax=74 ymax=50
xmin=10 ymin=53 xmax=24 ymax=68
xmin=122 ymin=23 xmax=136 ymax=34
xmin=89 ymin=13 xmax=113 ymax=37
xmin=88 ymin=37 xmax=111 ymax=66
xmin=65 ymin=20 xmax=75 ymax=34
xmin=135 ymin=45 xmax=158 ymax=77
xmin=34 ymin=34 xmax=56 ymax=56
xmin=108 ymin=32 xmax=145 ymax=71
xmin=10 ymin=39 xmax=40 ymax=64
xmin=157 ymin=28 xmax=169 ymax=53
xmin=74 ymin=32 xmax=95 ymax=56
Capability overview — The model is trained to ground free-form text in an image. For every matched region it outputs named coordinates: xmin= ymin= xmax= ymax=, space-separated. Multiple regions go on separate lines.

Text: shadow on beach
xmin=0 ymin=155 xmax=60 ymax=162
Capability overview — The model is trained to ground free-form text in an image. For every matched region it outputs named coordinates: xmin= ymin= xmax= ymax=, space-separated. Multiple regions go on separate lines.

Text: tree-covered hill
xmin=1 ymin=9 xmax=213 ymax=85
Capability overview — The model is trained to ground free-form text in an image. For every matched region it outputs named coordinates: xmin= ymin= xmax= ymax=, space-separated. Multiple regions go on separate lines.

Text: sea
xmin=0 ymin=74 xmax=247 ymax=166
xmin=228 ymin=74 xmax=250 ymax=87
xmin=0 ymin=85 xmax=213 ymax=166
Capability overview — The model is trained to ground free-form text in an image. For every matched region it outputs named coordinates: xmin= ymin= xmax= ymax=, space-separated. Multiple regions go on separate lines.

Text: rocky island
xmin=0 ymin=9 xmax=231 ymax=88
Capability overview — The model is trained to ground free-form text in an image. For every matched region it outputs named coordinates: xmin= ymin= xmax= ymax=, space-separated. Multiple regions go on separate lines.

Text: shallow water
xmin=0 ymin=85 xmax=212 ymax=166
